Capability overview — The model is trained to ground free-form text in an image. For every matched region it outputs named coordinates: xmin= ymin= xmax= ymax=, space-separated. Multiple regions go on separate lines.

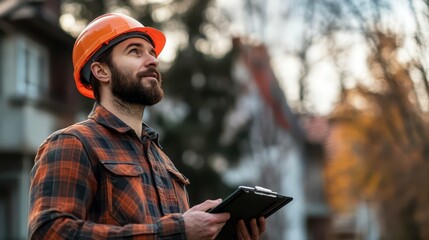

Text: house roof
xmin=235 ymin=38 xmax=305 ymax=142
xmin=0 ymin=0 xmax=74 ymax=45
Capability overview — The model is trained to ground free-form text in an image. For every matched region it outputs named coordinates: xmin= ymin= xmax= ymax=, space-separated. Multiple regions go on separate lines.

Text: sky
xmin=213 ymin=0 xmax=422 ymax=115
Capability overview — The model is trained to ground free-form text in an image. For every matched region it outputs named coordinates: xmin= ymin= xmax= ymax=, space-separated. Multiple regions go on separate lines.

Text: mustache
xmin=136 ymin=68 xmax=161 ymax=81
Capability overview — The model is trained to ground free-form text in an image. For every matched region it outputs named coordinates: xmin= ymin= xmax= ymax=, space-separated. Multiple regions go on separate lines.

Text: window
xmin=15 ymin=36 xmax=49 ymax=99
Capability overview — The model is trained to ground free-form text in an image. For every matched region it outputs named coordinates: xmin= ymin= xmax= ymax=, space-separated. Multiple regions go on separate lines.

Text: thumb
xmin=191 ymin=199 xmax=222 ymax=212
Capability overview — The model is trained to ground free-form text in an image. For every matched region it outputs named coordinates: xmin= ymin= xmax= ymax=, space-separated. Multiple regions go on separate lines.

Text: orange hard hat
xmin=72 ymin=13 xmax=166 ymax=99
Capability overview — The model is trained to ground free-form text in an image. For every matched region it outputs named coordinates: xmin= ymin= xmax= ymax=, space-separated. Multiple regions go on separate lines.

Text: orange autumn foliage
xmin=324 ymin=31 xmax=429 ymax=239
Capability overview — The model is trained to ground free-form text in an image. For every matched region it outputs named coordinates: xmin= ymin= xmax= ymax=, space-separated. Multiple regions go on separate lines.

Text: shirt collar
xmin=88 ymin=103 xmax=163 ymax=148
xmin=142 ymin=123 xmax=163 ymax=149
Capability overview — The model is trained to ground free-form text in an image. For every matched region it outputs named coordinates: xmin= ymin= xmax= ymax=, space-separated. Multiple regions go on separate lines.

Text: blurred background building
xmin=0 ymin=1 xmax=87 ymax=239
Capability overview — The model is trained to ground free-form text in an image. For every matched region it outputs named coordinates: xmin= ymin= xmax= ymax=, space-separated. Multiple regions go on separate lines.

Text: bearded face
xmin=109 ymin=60 xmax=164 ymax=106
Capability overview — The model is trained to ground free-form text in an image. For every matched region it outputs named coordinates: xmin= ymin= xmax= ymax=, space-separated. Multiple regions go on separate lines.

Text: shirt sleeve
xmin=28 ymin=133 xmax=186 ymax=240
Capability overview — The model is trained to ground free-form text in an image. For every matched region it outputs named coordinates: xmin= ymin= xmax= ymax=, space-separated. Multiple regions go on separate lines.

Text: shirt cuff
xmin=157 ymin=213 xmax=186 ymax=239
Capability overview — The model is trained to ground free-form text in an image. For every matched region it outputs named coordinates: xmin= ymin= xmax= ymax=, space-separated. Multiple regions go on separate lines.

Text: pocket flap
xmin=101 ymin=161 xmax=144 ymax=176
xmin=167 ymin=167 xmax=190 ymax=185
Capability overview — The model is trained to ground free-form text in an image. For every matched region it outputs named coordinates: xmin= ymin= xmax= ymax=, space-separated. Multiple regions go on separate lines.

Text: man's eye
xmin=129 ymin=49 xmax=139 ymax=54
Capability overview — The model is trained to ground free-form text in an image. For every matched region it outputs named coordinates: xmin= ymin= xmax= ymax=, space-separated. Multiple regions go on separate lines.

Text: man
xmin=28 ymin=13 xmax=266 ymax=239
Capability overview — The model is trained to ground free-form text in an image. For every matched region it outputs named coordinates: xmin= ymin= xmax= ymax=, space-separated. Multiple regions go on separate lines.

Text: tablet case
xmin=209 ymin=186 xmax=293 ymax=239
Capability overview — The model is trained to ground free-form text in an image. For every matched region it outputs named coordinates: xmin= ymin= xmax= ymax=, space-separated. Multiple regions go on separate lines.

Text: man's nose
xmin=145 ymin=54 xmax=159 ymax=67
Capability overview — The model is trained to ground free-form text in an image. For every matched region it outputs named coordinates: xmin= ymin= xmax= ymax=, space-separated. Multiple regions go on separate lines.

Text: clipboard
xmin=208 ymin=186 xmax=293 ymax=239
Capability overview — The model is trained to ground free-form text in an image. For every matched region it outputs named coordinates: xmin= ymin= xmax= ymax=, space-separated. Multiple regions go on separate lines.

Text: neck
xmin=101 ymin=97 xmax=145 ymax=137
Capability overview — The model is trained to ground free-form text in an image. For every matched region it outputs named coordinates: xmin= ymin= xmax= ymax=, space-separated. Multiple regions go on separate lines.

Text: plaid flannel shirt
xmin=28 ymin=103 xmax=190 ymax=239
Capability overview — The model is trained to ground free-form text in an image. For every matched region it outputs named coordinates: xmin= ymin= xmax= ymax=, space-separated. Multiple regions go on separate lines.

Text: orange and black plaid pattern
xmin=28 ymin=103 xmax=190 ymax=239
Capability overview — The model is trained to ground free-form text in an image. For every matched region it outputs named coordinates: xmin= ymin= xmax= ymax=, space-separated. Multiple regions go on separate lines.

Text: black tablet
xmin=208 ymin=186 xmax=293 ymax=239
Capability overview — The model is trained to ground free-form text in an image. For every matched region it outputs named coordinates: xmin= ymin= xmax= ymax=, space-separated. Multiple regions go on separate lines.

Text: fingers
xmin=250 ymin=218 xmax=259 ymax=237
xmin=214 ymin=221 xmax=227 ymax=237
xmin=213 ymin=212 xmax=230 ymax=223
xmin=204 ymin=220 xmax=227 ymax=238
xmin=237 ymin=220 xmax=248 ymax=240
xmin=236 ymin=217 xmax=266 ymax=240
xmin=182 ymin=210 xmax=230 ymax=240
xmin=190 ymin=199 xmax=222 ymax=212
xmin=258 ymin=217 xmax=266 ymax=234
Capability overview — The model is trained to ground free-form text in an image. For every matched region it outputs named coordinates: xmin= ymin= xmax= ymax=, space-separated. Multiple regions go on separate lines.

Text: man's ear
xmin=90 ymin=62 xmax=110 ymax=83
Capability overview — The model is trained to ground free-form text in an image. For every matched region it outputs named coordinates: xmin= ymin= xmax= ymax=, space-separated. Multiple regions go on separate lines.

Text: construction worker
xmin=28 ymin=13 xmax=266 ymax=239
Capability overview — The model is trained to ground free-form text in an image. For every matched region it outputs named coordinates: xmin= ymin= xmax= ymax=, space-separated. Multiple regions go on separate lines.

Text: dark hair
xmin=89 ymin=47 xmax=114 ymax=102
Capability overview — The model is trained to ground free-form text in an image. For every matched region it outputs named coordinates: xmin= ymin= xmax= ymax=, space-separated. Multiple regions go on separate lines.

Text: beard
xmin=110 ymin=62 xmax=164 ymax=106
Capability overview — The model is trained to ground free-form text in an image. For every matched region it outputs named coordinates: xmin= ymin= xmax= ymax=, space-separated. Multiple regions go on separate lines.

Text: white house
xmin=221 ymin=39 xmax=330 ymax=240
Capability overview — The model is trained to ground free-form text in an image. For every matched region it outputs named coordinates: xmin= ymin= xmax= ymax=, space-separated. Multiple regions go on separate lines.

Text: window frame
xmin=15 ymin=35 xmax=49 ymax=99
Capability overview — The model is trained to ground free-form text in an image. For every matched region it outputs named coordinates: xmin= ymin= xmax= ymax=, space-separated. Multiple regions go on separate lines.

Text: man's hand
xmin=237 ymin=217 xmax=266 ymax=240
xmin=182 ymin=199 xmax=230 ymax=240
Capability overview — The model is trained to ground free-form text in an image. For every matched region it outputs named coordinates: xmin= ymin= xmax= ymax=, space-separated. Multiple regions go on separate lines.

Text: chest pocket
xmin=101 ymin=161 xmax=146 ymax=226
xmin=162 ymin=154 xmax=191 ymax=211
